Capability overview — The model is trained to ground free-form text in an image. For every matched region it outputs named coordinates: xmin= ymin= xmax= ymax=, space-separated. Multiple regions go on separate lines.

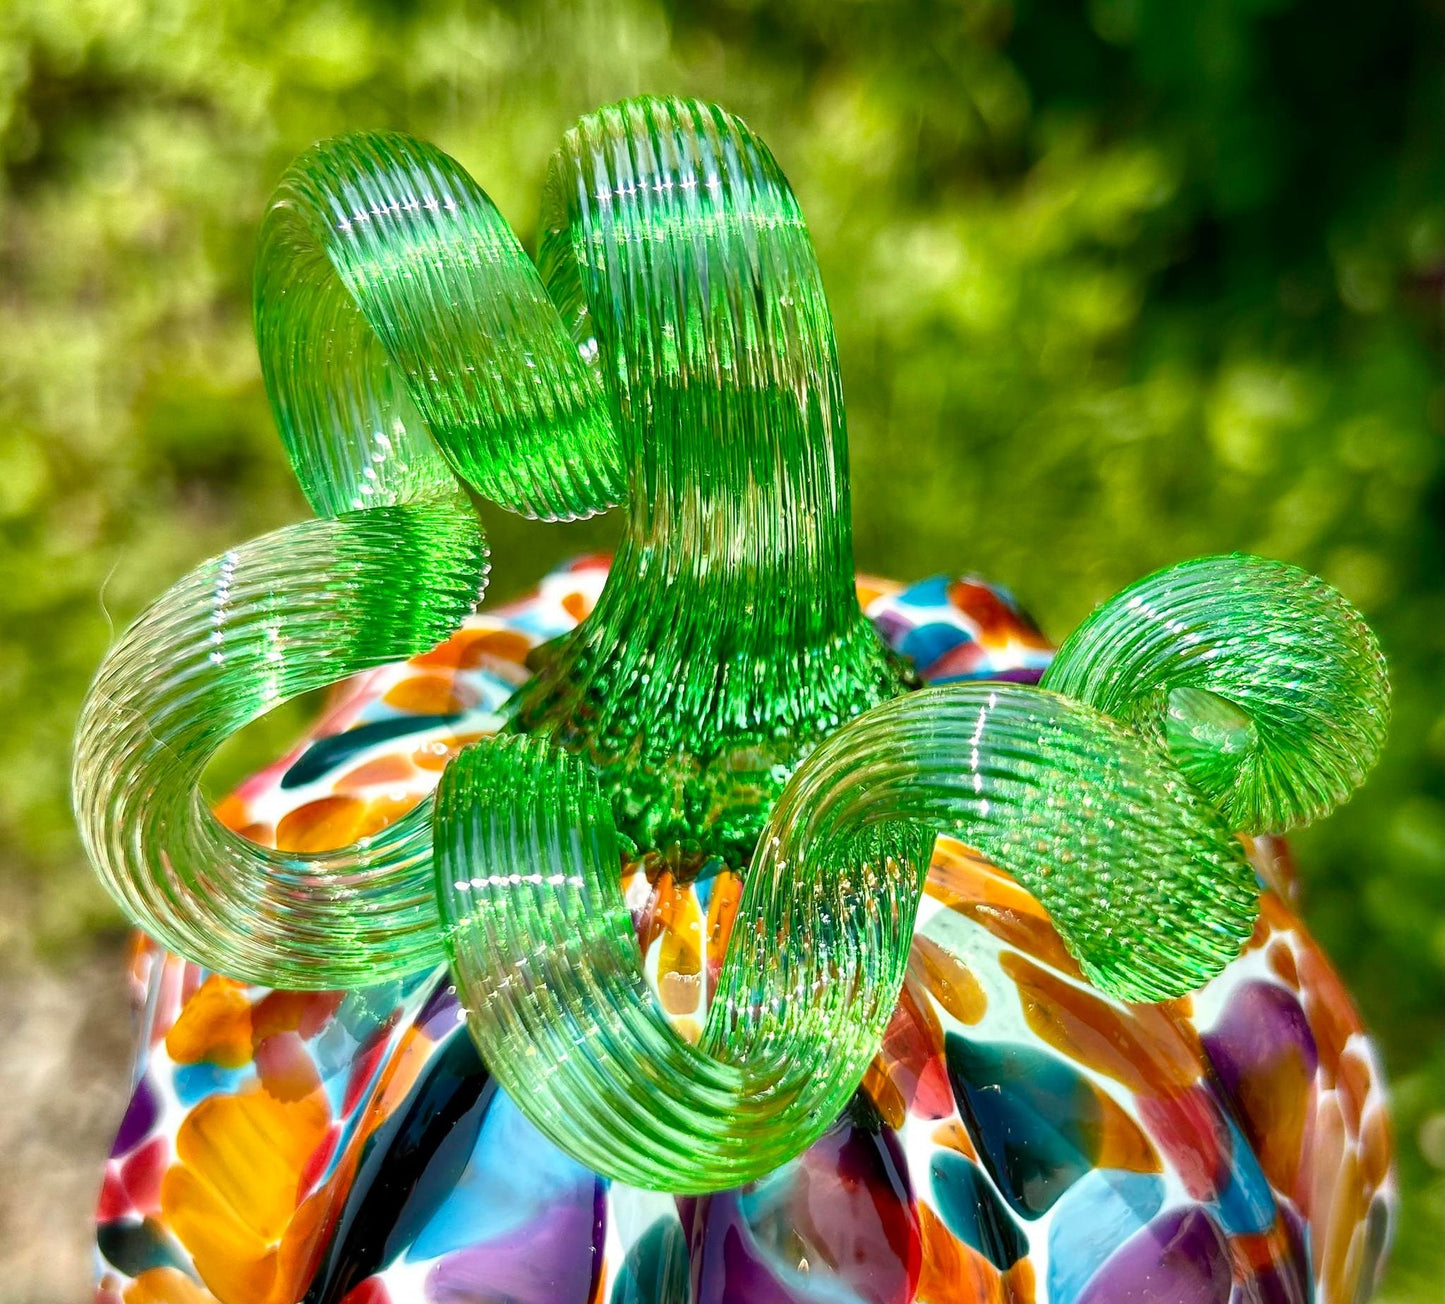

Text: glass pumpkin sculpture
xmin=76 ymin=98 xmax=1395 ymax=1304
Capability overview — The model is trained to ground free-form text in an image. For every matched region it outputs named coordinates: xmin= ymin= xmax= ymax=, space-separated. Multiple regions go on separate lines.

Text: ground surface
xmin=0 ymin=943 xmax=131 ymax=1304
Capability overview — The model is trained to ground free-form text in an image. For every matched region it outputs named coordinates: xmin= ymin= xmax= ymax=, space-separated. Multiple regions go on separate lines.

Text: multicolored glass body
xmin=94 ymin=559 xmax=1394 ymax=1304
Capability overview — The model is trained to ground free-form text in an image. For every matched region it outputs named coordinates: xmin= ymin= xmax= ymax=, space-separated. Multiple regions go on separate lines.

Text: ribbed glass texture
xmin=254 ymin=131 xmax=625 ymax=520
xmin=71 ymin=97 xmax=1393 ymax=1192
xmin=509 ymin=97 xmax=907 ymax=859
xmin=73 ymin=500 xmax=486 ymax=986
xmin=438 ymin=684 xmax=1257 ymax=1192
xmin=1043 ymin=553 xmax=1390 ymax=833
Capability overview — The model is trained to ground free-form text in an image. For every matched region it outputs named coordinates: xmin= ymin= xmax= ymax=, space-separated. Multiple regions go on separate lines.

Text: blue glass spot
xmin=174 ymin=1061 xmax=246 ymax=1106
xmin=1047 ymin=1169 xmax=1166 ymax=1304
xmin=97 ymin=1218 xmax=189 ymax=1277
xmin=898 ymin=575 xmax=952 ymax=607
xmin=1209 ymin=1115 xmax=1277 ymax=1236
xmin=900 ymin=622 xmax=970 ymax=669
xmin=407 ymin=1084 xmax=599 ymax=1261
xmin=280 ymin=713 xmax=465 ymax=789
xmin=929 ymin=1152 xmax=1028 ymax=1270
xmin=944 ymin=1033 xmax=1100 ymax=1220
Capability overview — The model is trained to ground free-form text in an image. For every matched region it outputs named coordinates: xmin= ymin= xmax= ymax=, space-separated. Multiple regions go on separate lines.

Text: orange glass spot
xmin=861 ymin=1059 xmax=907 ymax=1129
xmin=1336 ymin=1043 xmax=1375 ymax=1137
xmin=273 ymin=797 xmax=365 ymax=854
xmin=383 ymin=673 xmax=472 ymax=715
xmin=336 ymin=754 xmax=416 ymax=790
xmin=998 ymin=951 xmax=1202 ymax=1098
xmin=947 ymin=579 xmax=1050 ymax=649
xmin=162 ymin=1080 xmax=330 ymax=1304
xmin=1094 ymin=1088 xmax=1163 ymax=1174
xmin=165 ymin=977 xmax=253 ymax=1069
xmin=463 ymin=629 xmax=535 ymax=667
xmin=1240 ymin=1051 xmax=1312 ymax=1196
xmin=1003 ymin=1255 xmax=1038 ymax=1304
xmin=250 ymin=991 xmax=342 ymax=1044
xmin=408 ymin=630 xmax=473 ymax=670
xmin=855 ymin=575 xmax=901 ymax=609
xmin=1359 ymin=1102 xmax=1393 ymax=1190
xmin=1297 ymin=942 xmax=1366 ymax=1089
xmin=931 ymin=1119 xmax=979 ymax=1162
xmin=233 ymin=822 xmax=276 ymax=848
xmin=211 ymin=794 xmax=250 ymax=833
xmin=171 ymin=1087 xmax=330 ymax=1244
xmin=1322 ymin=1140 xmax=1366 ymax=1299
xmin=411 ymin=732 xmax=488 ymax=772
xmin=410 ymin=625 xmax=532 ymax=670
xmin=1267 ymin=937 xmax=1300 ymax=989
xmin=274 ymin=794 xmax=420 ymax=853
xmin=916 ymin=1201 xmax=1005 ymax=1304
xmin=910 ymin=934 xmax=987 ymax=1025
xmin=925 ymin=840 xmax=1080 ymax=977
xmin=637 ymin=872 xmax=683 ymax=953
xmin=705 ymin=872 xmax=743 ymax=1000
xmin=121 ymin=1266 xmax=220 ymax=1304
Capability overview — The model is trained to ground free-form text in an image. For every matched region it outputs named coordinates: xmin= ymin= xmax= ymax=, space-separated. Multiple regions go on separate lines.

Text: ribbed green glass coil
xmin=1043 ymin=552 xmax=1390 ymax=833
xmin=254 ymin=130 xmax=624 ymax=520
xmin=73 ymin=501 xmax=485 ymax=986
xmin=438 ymin=683 xmax=1259 ymax=1191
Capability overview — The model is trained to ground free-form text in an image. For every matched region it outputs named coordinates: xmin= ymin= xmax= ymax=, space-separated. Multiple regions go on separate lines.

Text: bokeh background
xmin=0 ymin=0 xmax=1439 ymax=1299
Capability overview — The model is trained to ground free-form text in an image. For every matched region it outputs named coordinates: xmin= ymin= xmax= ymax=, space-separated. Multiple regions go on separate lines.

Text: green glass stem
xmin=438 ymin=685 xmax=1257 ymax=1192
xmin=507 ymin=98 xmax=907 ymax=858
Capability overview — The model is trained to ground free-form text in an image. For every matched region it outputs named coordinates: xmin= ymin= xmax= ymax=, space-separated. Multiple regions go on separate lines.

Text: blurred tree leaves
xmin=0 ymin=0 xmax=1438 ymax=1292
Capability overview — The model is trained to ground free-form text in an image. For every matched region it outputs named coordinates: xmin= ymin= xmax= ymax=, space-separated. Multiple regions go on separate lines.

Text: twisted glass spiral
xmin=71 ymin=96 xmax=1389 ymax=1193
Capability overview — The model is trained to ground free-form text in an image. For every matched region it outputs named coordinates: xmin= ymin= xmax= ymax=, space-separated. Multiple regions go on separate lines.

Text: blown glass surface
xmin=92 ymin=563 xmax=1398 ymax=1304
xmin=73 ymin=92 xmax=1391 ymax=1225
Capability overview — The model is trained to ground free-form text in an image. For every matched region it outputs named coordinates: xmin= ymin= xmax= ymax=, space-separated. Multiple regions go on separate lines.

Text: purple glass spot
xmin=1076 ymin=1207 xmax=1232 ymax=1304
xmin=982 ymin=665 xmax=1046 ymax=685
xmin=417 ymin=974 xmax=463 ymax=1039
xmin=870 ymin=610 xmax=913 ymax=648
xmin=683 ymin=1194 xmax=813 ymax=1304
xmin=424 ymin=1179 xmax=603 ymax=1304
xmin=110 ymin=1075 xmax=158 ymax=1157
xmin=1203 ymin=981 xmax=1319 ymax=1103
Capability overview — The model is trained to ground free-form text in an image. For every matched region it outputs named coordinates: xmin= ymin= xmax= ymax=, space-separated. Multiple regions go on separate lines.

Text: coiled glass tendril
xmin=437 ymin=684 xmax=1258 ymax=1190
xmin=1042 ymin=552 xmax=1391 ymax=833
xmin=72 ymin=95 xmax=1390 ymax=1193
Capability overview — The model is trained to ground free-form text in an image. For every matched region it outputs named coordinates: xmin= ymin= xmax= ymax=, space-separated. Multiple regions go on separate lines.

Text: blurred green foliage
xmin=0 ymin=0 xmax=1438 ymax=1293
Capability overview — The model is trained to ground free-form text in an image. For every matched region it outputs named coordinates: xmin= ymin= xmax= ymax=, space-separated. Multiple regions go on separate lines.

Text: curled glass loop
xmin=76 ymin=129 xmax=638 ymax=985
xmin=255 ymin=130 xmax=625 ymax=520
xmin=73 ymin=501 xmax=485 ymax=987
xmin=1042 ymin=553 xmax=1390 ymax=832
xmin=438 ymin=685 xmax=1257 ymax=1192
